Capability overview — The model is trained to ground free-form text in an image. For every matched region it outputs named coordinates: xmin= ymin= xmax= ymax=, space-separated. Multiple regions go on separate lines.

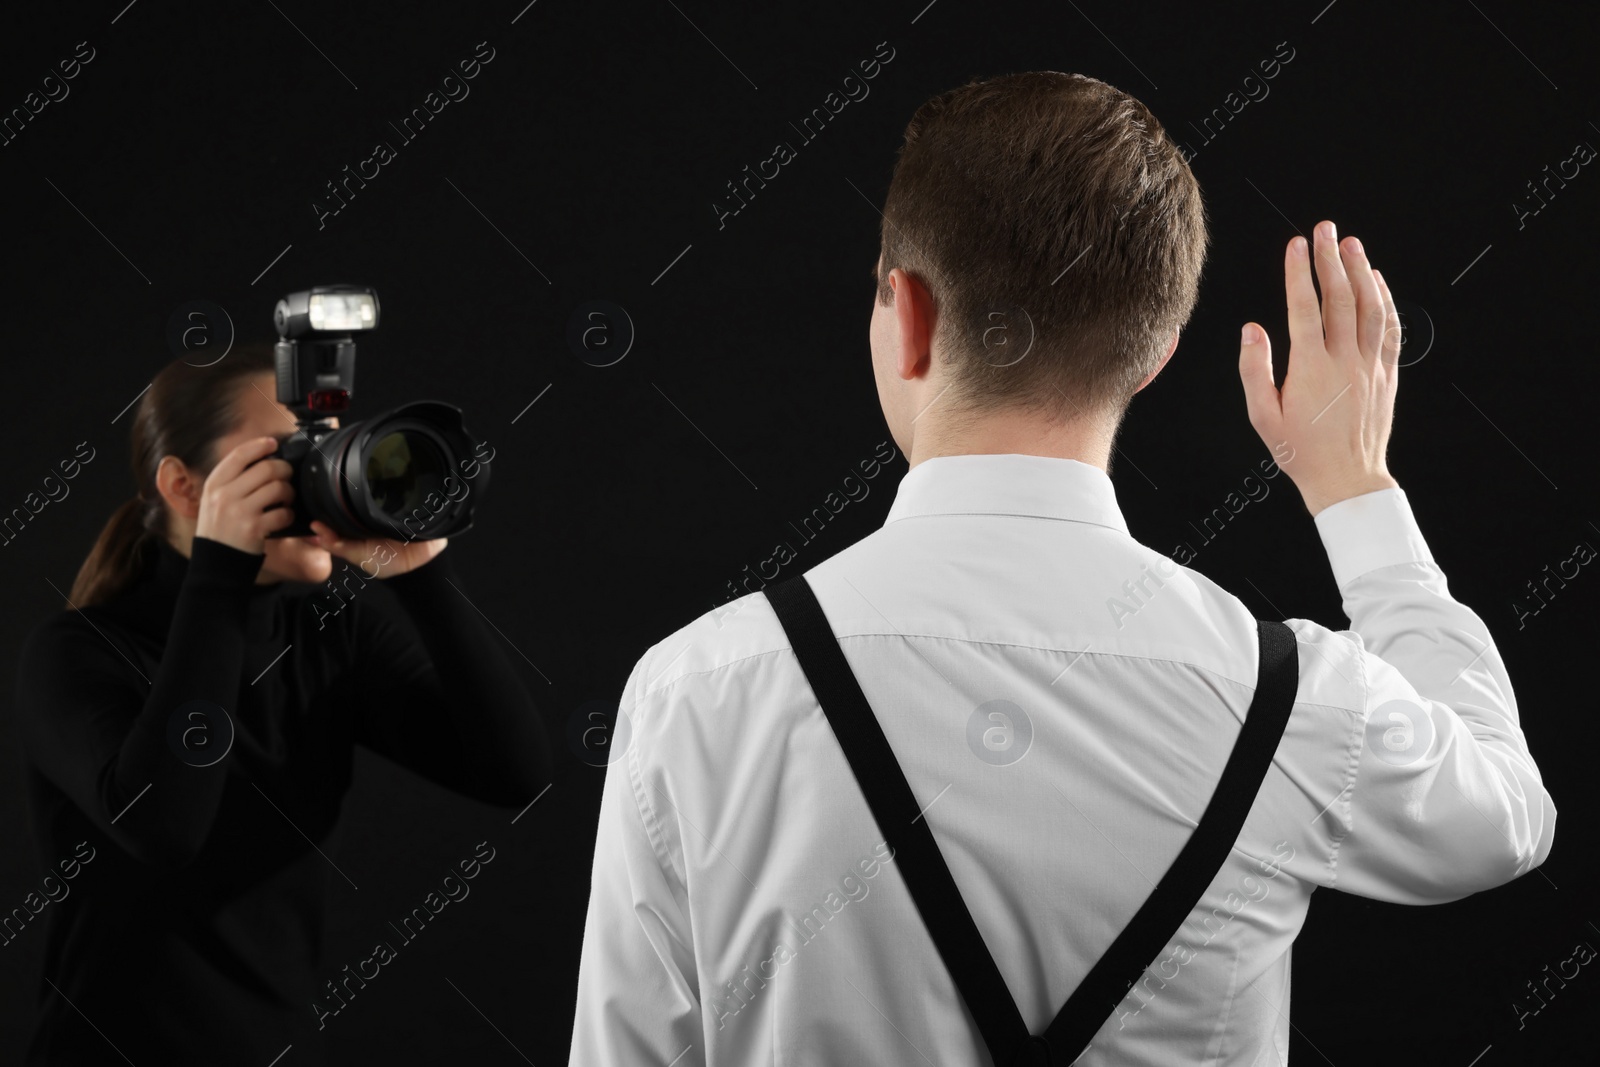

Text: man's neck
xmin=907 ymin=406 xmax=1119 ymax=472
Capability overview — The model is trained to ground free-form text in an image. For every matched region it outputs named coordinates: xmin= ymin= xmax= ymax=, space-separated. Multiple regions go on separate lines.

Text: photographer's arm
xmin=338 ymin=536 xmax=552 ymax=808
xmin=15 ymin=536 xmax=264 ymax=868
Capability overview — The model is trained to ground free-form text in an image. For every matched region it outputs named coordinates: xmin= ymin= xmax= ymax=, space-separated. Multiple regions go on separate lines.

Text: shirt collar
xmin=883 ymin=453 xmax=1130 ymax=536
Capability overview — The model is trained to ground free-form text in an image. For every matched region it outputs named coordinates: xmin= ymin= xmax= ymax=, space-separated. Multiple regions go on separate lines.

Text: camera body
xmin=267 ymin=285 xmax=490 ymax=541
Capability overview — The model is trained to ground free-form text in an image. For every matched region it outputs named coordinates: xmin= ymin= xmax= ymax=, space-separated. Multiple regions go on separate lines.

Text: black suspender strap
xmin=1035 ymin=613 xmax=1298 ymax=1060
xmin=764 ymin=573 xmax=1300 ymax=1066
xmin=764 ymin=573 xmax=1030 ymax=1055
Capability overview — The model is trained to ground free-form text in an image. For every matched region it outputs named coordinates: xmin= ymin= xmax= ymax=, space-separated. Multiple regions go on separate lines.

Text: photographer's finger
xmin=1340 ymin=235 xmax=1384 ymax=363
xmin=1238 ymin=322 xmax=1283 ymax=442
xmin=243 ymin=477 xmax=295 ymax=513
xmin=209 ymin=435 xmax=280 ymax=484
xmin=228 ymin=456 xmax=293 ymax=499
xmin=1311 ymin=220 xmax=1358 ymax=356
xmin=261 ymin=504 xmax=298 ymax=535
xmin=1284 ymin=235 xmax=1323 ymax=358
xmin=309 ymin=520 xmax=346 ymax=548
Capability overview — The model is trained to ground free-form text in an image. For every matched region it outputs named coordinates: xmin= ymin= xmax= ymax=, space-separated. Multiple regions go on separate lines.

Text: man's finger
xmin=1340 ymin=235 xmax=1384 ymax=363
xmin=1284 ymin=235 xmax=1323 ymax=361
xmin=1311 ymin=220 xmax=1357 ymax=355
xmin=1374 ymin=269 xmax=1402 ymax=370
xmin=1238 ymin=322 xmax=1283 ymax=442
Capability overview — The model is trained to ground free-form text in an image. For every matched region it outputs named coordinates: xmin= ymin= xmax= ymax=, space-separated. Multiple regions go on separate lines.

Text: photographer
xmin=12 ymin=343 xmax=549 ymax=1066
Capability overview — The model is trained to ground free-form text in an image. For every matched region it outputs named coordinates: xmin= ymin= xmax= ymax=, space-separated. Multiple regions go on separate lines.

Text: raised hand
xmin=1238 ymin=220 xmax=1402 ymax=516
xmin=194 ymin=436 xmax=296 ymax=554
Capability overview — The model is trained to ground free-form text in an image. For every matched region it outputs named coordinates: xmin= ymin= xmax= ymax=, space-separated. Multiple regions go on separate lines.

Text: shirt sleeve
xmin=347 ymin=549 xmax=551 ymax=808
xmin=13 ymin=536 xmax=264 ymax=868
xmin=1313 ymin=488 xmax=1557 ymax=902
xmin=569 ymin=647 xmax=705 ymax=1067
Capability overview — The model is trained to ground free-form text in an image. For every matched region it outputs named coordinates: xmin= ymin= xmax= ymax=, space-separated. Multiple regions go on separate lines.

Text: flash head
xmin=274 ymin=285 xmax=379 ymax=339
xmin=274 ymin=285 xmax=379 ymax=417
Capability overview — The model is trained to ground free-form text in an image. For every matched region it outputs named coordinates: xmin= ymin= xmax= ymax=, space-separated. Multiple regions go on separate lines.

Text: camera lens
xmin=270 ymin=400 xmax=488 ymax=541
xmin=367 ymin=429 xmax=449 ymax=519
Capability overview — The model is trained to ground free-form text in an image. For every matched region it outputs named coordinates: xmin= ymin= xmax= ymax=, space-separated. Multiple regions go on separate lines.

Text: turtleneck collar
xmin=121 ymin=535 xmax=289 ymax=641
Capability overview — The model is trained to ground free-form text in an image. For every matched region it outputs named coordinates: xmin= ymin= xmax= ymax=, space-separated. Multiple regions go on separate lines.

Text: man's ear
xmin=155 ymin=455 xmax=202 ymax=520
xmin=1132 ymin=330 xmax=1181 ymax=395
xmin=891 ymin=268 xmax=935 ymax=381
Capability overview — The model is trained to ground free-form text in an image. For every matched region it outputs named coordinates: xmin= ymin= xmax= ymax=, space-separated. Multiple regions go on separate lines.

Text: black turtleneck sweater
xmin=11 ymin=534 xmax=550 ymax=1066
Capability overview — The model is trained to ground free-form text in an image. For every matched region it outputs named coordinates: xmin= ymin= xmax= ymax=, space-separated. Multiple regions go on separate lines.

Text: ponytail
xmin=67 ymin=494 xmax=162 ymax=608
xmin=66 ymin=343 xmax=278 ymax=610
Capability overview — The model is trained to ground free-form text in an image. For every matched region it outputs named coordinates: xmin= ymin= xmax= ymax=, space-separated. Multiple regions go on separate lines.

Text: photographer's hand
xmin=1238 ymin=220 xmax=1401 ymax=516
xmin=308 ymin=519 xmax=446 ymax=578
xmin=194 ymin=436 xmax=295 ymax=553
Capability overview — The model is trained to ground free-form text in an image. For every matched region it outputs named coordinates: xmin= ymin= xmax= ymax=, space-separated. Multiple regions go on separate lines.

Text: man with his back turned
xmin=569 ymin=70 xmax=1556 ymax=1065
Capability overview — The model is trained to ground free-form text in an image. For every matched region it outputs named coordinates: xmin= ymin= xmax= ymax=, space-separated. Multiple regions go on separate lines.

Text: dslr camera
xmin=267 ymin=284 xmax=490 ymax=540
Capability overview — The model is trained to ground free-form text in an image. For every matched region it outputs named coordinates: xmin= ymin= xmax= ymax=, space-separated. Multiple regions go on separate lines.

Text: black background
xmin=1 ymin=1 xmax=1594 ymax=1063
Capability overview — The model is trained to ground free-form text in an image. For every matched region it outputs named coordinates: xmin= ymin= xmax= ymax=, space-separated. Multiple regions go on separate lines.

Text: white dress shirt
xmin=570 ymin=453 xmax=1556 ymax=1066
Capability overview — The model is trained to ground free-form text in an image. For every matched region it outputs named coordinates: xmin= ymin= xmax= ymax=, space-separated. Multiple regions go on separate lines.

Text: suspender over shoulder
xmin=763 ymin=573 xmax=1300 ymax=1066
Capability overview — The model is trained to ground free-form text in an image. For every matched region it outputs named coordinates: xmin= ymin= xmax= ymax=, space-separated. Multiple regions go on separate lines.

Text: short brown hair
xmin=875 ymin=71 xmax=1208 ymax=418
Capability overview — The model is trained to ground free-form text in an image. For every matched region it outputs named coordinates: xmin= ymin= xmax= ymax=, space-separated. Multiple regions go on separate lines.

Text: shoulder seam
xmin=631 ymin=628 xmax=1366 ymax=718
